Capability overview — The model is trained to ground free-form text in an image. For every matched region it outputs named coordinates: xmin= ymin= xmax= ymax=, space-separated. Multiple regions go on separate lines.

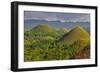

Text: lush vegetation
xmin=24 ymin=24 xmax=90 ymax=62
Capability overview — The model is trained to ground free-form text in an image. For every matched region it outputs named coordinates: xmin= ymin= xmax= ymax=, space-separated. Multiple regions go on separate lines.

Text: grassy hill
xmin=25 ymin=24 xmax=69 ymax=40
xmin=32 ymin=24 xmax=56 ymax=33
xmin=24 ymin=24 xmax=59 ymax=40
xmin=57 ymin=28 xmax=68 ymax=34
xmin=59 ymin=25 xmax=90 ymax=45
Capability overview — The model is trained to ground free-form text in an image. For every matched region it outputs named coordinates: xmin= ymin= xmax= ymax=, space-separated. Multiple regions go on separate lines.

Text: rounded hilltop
xmin=31 ymin=24 xmax=56 ymax=33
xmin=59 ymin=25 xmax=90 ymax=45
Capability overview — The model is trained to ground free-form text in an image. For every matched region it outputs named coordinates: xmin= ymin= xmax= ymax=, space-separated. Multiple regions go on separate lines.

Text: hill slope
xmin=59 ymin=25 xmax=90 ymax=45
xmin=32 ymin=24 xmax=56 ymax=33
xmin=25 ymin=24 xmax=59 ymax=38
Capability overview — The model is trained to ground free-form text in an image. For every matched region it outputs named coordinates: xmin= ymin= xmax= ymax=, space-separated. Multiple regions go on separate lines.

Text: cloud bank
xmin=24 ymin=11 xmax=90 ymax=22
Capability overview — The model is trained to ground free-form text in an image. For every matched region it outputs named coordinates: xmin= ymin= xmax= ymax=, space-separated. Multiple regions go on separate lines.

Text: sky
xmin=24 ymin=11 xmax=90 ymax=22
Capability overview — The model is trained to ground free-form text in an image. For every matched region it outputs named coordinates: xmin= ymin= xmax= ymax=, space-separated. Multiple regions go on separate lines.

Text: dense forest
xmin=24 ymin=24 xmax=90 ymax=62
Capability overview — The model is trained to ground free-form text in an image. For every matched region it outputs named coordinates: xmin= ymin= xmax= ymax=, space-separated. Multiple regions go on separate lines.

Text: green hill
xmin=58 ymin=25 xmax=90 ymax=45
xmin=61 ymin=28 xmax=69 ymax=32
xmin=57 ymin=28 xmax=69 ymax=33
xmin=56 ymin=28 xmax=69 ymax=39
xmin=32 ymin=24 xmax=56 ymax=33
xmin=25 ymin=24 xmax=59 ymax=38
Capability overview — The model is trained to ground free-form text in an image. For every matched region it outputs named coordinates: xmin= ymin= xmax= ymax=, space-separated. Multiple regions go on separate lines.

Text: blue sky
xmin=24 ymin=11 xmax=90 ymax=22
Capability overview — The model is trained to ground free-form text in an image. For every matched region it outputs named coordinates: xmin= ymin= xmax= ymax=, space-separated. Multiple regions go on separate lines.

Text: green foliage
xmin=24 ymin=24 xmax=90 ymax=61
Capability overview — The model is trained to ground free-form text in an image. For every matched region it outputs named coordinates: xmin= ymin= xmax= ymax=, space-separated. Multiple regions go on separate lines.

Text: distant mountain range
xmin=24 ymin=19 xmax=90 ymax=33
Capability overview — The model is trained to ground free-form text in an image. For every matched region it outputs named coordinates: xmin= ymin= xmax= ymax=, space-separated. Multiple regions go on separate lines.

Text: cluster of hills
xmin=24 ymin=24 xmax=90 ymax=61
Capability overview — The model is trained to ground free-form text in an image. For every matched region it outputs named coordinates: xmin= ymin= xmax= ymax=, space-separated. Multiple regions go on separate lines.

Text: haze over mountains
xmin=24 ymin=11 xmax=90 ymax=32
xmin=24 ymin=11 xmax=90 ymax=22
xmin=24 ymin=19 xmax=90 ymax=33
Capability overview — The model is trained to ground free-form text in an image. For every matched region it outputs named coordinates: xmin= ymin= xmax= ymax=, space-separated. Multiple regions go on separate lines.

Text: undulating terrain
xmin=24 ymin=24 xmax=90 ymax=62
